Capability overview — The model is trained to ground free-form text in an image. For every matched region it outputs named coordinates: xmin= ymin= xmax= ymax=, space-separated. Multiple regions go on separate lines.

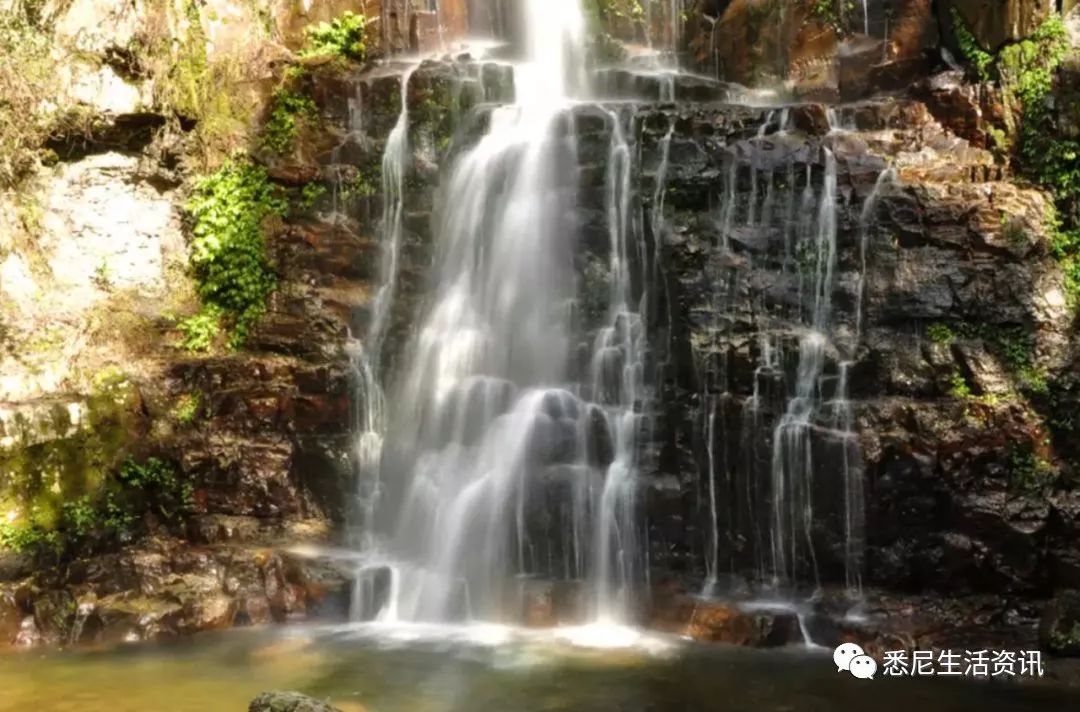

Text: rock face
xmin=562 ymin=75 xmax=1078 ymax=645
xmin=3 ymin=0 xmax=1080 ymax=655
xmin=946 ymin=0 xmax=1055 ymax=50
xmin=0 ymin=537 xmax=354 ymax=646
xmin=684 ymin=0 xmax=939 ymax=99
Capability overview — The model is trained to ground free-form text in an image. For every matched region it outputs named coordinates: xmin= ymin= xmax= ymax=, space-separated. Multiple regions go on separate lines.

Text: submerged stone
xmin=249 ymin=691 xmax=343 ymax=712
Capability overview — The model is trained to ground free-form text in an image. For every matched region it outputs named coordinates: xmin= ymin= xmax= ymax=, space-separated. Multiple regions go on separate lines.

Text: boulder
xmin=1040 ymin=590 xmax=1080 ymax=656
xmin=249 ymin=691 xmax=342 ymax=712
xmin=649 ymin=583 xmax=800 ymax=646
xmin=0 ymin=586 xmax=23 ymax=645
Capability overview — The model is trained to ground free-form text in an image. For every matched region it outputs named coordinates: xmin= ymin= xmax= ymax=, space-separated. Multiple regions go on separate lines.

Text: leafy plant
xmin=178 ymin=304 xmax=222 ymax=352
xmin=300 ymin=11 xmax=367 ymax=61
xmin=1007 ymin=443 xmax=1055 ymax=493
xmin=950 ymin=8 xmax=993 ymax=81
xmin=810 ymin=0 xmax=841 ymax=30
xmin=261 ymin=88 xmax=318 ymax=155
xmin=1 ymin=457 xmax=190 ymax=559
xmin=344 ymin=170 xmax=377 ymax=199
xmin=927 ymin=322 xmax=955 ymax=344
xmin=182 ymin=159 xmax=287 ymax=350
xmin=116 ymin=457 xmax=193 ymax=519
xmin=300 ymin=181 xmax=327 ymax=209
xmin=172 ymin=391 xmax=203 ymax=424
xmin=954 ymin=14 xmax=1079 ymax=306
xmin=948 ymin=370 xmax=972 ymax=399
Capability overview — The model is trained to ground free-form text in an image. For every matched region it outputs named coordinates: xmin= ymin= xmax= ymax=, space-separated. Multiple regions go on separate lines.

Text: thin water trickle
xmin=351 ymin=64 xmax=418 ymax=565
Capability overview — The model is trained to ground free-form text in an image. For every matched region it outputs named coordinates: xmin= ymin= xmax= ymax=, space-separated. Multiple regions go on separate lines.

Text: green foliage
xmin=584 ymin=0 xmax=644 ymax=27
xmin=998 ymin=16 xmax=1069 ymax=116
xmin=949 ymin=322 xmax=1048 ymax=394
xmin=927 ymin=322 xmax=955 ymax=344
xmin=116 ymin=457 xmax=193 ymax=519
xmin=583 ymin=0 xmax=639 ymax=63
xmin=810 ymin=0 xmax=841 ymax=30
xmin=178 ymin=304 xmax=221 ymax=352
xmin=152 ymin=0 xmax=262 ymax=167
xmin=950 ymin=7 xmax=993 ymax=81
xmin=344 ymin=170 xmax=377 ymax=199
xmin=300 ymin=181 xmax=327 ymax=209
xmin=261 ymin=89 xmax=317 ymax=155
xmin=948 ymin=370 xmax=972 ymax=399
xmin=166 ymin=0 xmax=210 ymax=121
xmin=1007 ymin=443 xmax=1055 ymax=493
xmin=1003 ymin=15 xmax=1072 ymax=204
xmin=962 ymin=14 xmax=1080 ymax=306
xmin=992 ymin=327 xmax=1047 ymax=394
xmin=0 ymin=516 xmax=58 ymax=555
xmin=300 ymin=11 xmax=367 ymax=62
xmin=182 ymin=159 xmax=286 ymax=351
xmin=172 ymin=391 xmax=203 ymax=425
xmin=1 ymin=456 xmax=190 ymax=559
xmin=1049 ymin=622 xmax=1080 ymax=653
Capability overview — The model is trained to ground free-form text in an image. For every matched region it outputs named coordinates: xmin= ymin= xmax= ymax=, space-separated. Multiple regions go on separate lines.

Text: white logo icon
xmin=833 ymin=643 xmax=865 ymax=672
xmin=849 ymin=654 xmax=877 ymax=679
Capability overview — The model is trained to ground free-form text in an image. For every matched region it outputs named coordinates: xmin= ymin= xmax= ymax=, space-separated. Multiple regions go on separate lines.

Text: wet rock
xmin=649 ymin=583 xmax=800 ymax=646
xmin=180 ymin=592 xmax=238 ymax=633
xmin=13 ymin=616 xmax=41 ymax=648
xmin=87 ymin=594 xmax=184 ymax=644
xmin=913 ymin=72 xmax=1008 ymax=150
xmin=509 ymin=578 xmax=587 ymax=627
xmin=0 ymin=586 xmax=23 ymax=645
xmin=249 ymin=691 xmax=343 ymax=712
xmin=1040 ymin=590 xmax=1080 ymax=656
xmin=32 ymin=590 xmax=76 ymax=645
xmin=790 ymin=104 xmax=830 ymax=137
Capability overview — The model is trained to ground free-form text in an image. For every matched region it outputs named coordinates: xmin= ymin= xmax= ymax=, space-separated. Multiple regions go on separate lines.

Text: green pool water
xmin=2 ymin=624 xmax=1079 ymax=712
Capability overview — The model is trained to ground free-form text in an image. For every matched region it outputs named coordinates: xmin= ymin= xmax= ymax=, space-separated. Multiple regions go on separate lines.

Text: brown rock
xmin=88 ymin=593 xmax=184 ymax=644
xmin=945 ymin=0 xmax=1054 ymax=51
xmin=509 ymin=578 xmax=587 ymax=627
xmin=240 ymin=595 xmax=274 ymax=626
xmin=0 ymin=587 xmax=23 ymax=645
xmin=650 ymin=584 xmax=800 ymax=646
xmin=791 ymin=104 xmax=831 ymax=137
xmin=181 ymin=592 xmax=238 ymax=633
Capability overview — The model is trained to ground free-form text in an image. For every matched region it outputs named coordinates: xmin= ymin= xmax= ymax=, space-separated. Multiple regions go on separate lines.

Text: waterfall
xmin=856 ymin=167 xmax=895 ymax=341
xmin=837 ymin=165 xmax=894 ymax=596
xmin=590 ymin=109 xmax=653 ymax=623
xmin=768 ymin=148 xmax=837 ymax=589
xmin=364 ymin=0 xmax=658 ymax=625
xmin=352 ymin=66 xmax=417 ymax=558
xmin=704 ymin=124 xmax=865 ymax=599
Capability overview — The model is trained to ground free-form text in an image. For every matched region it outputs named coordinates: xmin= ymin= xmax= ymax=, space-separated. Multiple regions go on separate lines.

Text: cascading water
xmin=352 ymin=65 xmax=417 ymax=554
xmin=767 ymin=148 xmax=837 ymax=590
xmin=342 ymin=0 xmax=887 ymax=635
xmin=700 ymin=118 xmax=876 ymax=603
xmin=355 ymin=0 xmax=656 ymax=628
